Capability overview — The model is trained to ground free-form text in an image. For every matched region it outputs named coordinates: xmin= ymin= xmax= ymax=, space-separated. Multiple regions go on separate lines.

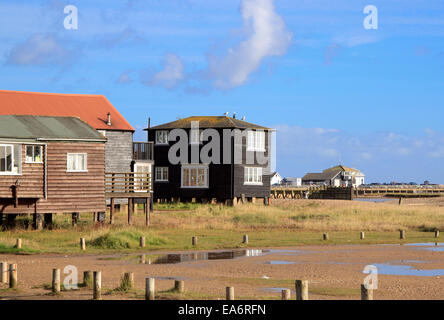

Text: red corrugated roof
xmin=0 ymin=90 xmax=134 ymax=132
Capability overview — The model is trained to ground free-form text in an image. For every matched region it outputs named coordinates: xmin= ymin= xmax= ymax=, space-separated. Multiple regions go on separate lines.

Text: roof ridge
xmin=0 ymin=89 xmax=104 ymax=98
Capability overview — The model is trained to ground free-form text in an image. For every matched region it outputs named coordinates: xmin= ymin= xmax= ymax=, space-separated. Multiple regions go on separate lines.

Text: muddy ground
xmin=0 ymin=242 xmax=442 ymax=300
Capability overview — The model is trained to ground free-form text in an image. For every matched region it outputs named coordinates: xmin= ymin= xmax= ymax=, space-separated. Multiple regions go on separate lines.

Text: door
xmin=134 ymin=163 xmax=152 ymax=192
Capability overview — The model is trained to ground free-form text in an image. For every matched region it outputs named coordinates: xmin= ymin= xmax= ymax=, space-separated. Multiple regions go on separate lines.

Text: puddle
xmin=266 ymin=261 xmax=296 ymax=265
xmin=354 ymin=198 xmax=393 ymax=203
xmin=406 ymin=243 xmax=444 ymax=252
xmin=262 ymin=287 xmax=294 ymax=293
xmin=367 ymin=263 xmax=444 ymax=277
xmin=100 ymin=248 xmax=302 ymax=265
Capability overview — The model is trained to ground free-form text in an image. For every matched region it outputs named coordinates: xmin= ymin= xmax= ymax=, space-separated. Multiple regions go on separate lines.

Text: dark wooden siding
xmin=149 ymin=127 xmax=271 ymax=200
xmin=0 ymin=142 xmax=106 ymax=214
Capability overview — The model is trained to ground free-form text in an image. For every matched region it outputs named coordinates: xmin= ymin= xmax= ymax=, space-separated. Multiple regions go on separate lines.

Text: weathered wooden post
xmin=109 ymin=198 xmax=115 ymax=225
xmin=295 ymin=280 xmax=308 ymax=300
xmin=243 ymin=234 xmax=248 ymax=244
xmin=93 ymin=271 xmax=102 ymax=300
xmin=128 ymin=198 xmax=134 ymax=225
xmin=15 ymin=238 xmax=22 ymax=249
xmin=192 ymin=236 xmax=198 ymax=246
xmin=226 ymin=286 xmax=234 ymax=300
xmin=52 ymin=268 xmax=61 ymax=293
xmin=9 ymin=263 xmax=17 ymax=289
xmin=83 ymin=270 xmax=93 ymax=287
xmin=435 ymin=230 xmax=440 ymax=238
xmin=398 ymin=197 xmax=402 ymax=205
xmin=281 ymin=289 xmax=291 ymax=300
xmin=140 ymin=236 xmax=146 ymax=248
xmin=360 ymin=232 xmax=365 ymax=240
xmin=241 ymin=194 xmax=246 ymax=204
xmin=146 ymin=277 xmax=155 ymax=300
xmin=323 ymin=233 xmax=329 ymax=240
xmin=400 ymin=230 xmax=406 ymax=240
xmin=361 ymin=284 xmax=373 ymax=300
xmin=140 ymin=255 xmax=146 ymax=264
xmin=145 ymin=197 xmax=151 ymax=227
xmin=0 ymin=262 xmax=8 ymax=283
xmin=122 ymin=272 xmax=134 ymax=290
xmin=80 ymin=238 xmax=86 ymax=251
xmin=174 ymin=280 xmax=184 ymax=293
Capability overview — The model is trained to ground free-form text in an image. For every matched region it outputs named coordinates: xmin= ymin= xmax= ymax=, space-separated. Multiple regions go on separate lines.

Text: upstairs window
xmin=247 ymin=131 xmax=265 ymax=151
xmin=25 ymin=145 xmax=43 ymax=163
xmin=67 ymin=153 xmax=87 ymax=172
xmin=244 ymin=167 xmax=263 ymax=185
xmin=155 ymin=167 xmax=169 ymax=182
xmin=190 ymin=129 xmax=203 ymax=145
xmin=0 ymin=144 xmax=21 ymax=175
xmin=156 ymin=131 xmax=169 ymax=144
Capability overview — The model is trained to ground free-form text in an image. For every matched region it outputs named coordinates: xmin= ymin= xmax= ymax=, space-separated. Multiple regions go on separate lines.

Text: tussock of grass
xmin=0 ymin=242 xmax=39 ymax=254
xmin=88 ymin=230 xmax=167 ymax=249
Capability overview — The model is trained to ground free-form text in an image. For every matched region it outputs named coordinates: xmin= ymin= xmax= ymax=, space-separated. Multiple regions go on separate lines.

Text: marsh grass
xmin=0 ymin=199 xmax=442 ymax=254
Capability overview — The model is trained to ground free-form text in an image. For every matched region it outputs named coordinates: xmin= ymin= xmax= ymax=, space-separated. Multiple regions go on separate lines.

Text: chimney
xmin=148 ymin=117 xmax=151 ymax=129
xmin=241 ymin=115 xmax=246 ymax=121
xmin=233 ymin=112 xmax=236 ymax=119
xmin=107 ymin=112 xmax=112 ymax=126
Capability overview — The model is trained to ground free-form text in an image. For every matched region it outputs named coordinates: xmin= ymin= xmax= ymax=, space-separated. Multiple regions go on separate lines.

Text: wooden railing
xmin=105 ymin=172 xmax=151 ymax=194
xmin=133 ymin=142 xmax=154 ymax=161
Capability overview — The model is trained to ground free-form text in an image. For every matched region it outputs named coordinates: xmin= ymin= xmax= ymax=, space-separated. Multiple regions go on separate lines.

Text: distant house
xmin=302 ymin=165 xmax=365 ymax=187
xmin=147 ymin=115 xmax=273 ymax=203
xmin=270 ymin=172 xmax=283 ymax=185
xmin=282 ymin=177 xmax=302 ymax=187
xmin=0 ymin=115 xmax=106 ymax=229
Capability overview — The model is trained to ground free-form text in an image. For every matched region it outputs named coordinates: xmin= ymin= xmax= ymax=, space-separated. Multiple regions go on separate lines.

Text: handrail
xmin=105 ymin=172 xmax=151 ymax=193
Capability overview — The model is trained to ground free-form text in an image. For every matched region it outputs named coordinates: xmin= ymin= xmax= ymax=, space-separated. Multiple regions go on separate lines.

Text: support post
xmin=52 ymin=268 xmax=61 ymax=293
xmin=72 ymin=212 xmax=79 ymax=227
xmin=192 ymin=236 xmax=197 ymax=246
xmin=174 ymin=280 xmax=184 ymax=293
xmin=400 ymin=230 xmax=406 ymax=240
xmin=295 ymin=280 xmax=308 ymax=300
xmin=361 ymin=284 xmax=373 ymax=300
xmin=83 ymin=270 xmax=93 ymax=288
xmin=146 ymin=278 xmax=155 ymax=300
xmin=281 ymin=289 xmax=291 ymax=300
xmin=140 ymin=236 xmax=146 ymax=248
xmin=435 ymin=230 xmax=440 ymax=238
xmin=145 ymin=197 xmax=150 ymax=227
xmin=323 ymin=233 xmax=329 ymax=240
xmin=33 ymin=213 xmax=43 ymax=230
xmin=9 ymin=263 xmax=17 ymax=289
xmin=80 ymin=238 xmax=86 ymax=251
xmin=128 ymin=198 xmax=134 ymax=225
xmin=0 ymin=262 xmax=7 ymax=283
xmin=243 ymin=235 xmax=248 ymax=244
xmin=226 ymin=287 xmax=234 ymax=300
xmin=93 ymin=271 xmax=102 ymax=300
xmin=360 ymin=232 xmax=365 ymax=240
xmin=110 ymin=198 xmax=115 ymax=225
xmin=15 ymin=238 xmax=22 ymax=249
xmin=122 ymin=272 xmax=134 ymax=290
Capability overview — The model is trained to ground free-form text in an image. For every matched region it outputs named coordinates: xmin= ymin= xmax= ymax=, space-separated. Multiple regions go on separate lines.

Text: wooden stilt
xmin=34 ymin=213 xmax=43 ymax=230
xmin=145 ymin=197 xmax=150 ymax=226
xmin=110 ymin=198 xmax=115 ymax=225
xmin=128 ymin=198 xmax=133 ymax=225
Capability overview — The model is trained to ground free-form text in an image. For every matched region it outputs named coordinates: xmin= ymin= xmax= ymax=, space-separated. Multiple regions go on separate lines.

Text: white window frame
xmin=181 ymin=164 xmax=209 ymax=188
xmin=97 ymin=130 xmax=107 ymax=137
xmin=155 ymin=167 xmax=169 ymax=182
xmin=0 ymin=144 xmax=20 ymax=175
xmin=25 ymin=145 xmax=43 ymax=164
xmin=247 ymin=130 xmax=265 ymax=152
xmin=66 ymin=153 xmax=88 ymax=172
xmin=244 ymin=167 xmax=263 ymax=185
xmin=155 ymin=130 xmax=169 ymax=145
xmin=190 ymin=129 xmax=203 ymax=145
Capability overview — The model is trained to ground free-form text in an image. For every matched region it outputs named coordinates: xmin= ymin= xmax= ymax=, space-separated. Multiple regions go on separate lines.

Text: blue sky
xmin=1 ymin=0 xmax=444 ymax=183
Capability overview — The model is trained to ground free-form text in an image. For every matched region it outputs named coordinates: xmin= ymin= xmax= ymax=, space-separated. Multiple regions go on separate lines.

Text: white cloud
xmin=143 ymin=53 xmax=184 ymax=89
xmin=206 ymin=0 xmax=292 ymax=89
xmin=116 ymin=70 xmax=132 ymax=84
xmin=6 ymin=33 xmax=73 ymax=66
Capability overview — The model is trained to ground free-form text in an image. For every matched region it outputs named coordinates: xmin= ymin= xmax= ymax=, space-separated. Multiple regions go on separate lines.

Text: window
xmin=155 ymin=167 xmax=168 ymax=182
xmin=67 ymin=153 xmax=87 ymax=172
xmin=190 ymin=129 xmax=202 ymax=144
xmin=25 ymin=145 xmax=43 ymax=163
xmin=244 ymin=167 xmax=263 ymax=185
xmin=247 ymin=130 xmax=265 ymax=151
xmin=0 ymin=144 xmax=21 ymax=175
xmin=156 ymin=131 xmax=169 ymax=144
xmin=181 ymin=165 xmax=208 ymax=188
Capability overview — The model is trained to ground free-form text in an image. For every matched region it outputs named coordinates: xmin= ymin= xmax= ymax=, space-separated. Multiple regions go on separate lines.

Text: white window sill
xmin=0 ymin=172 xmax=22 ymax=176
xmin=244 ymin=182 xmax=263 ymax=186
xmin=247 ymin=148 xmax=266 ymax=152
xmin=25 ymin=161 xmax=43 ymax=164
xmin=66 ymin=170 xmax=88 ymax=173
